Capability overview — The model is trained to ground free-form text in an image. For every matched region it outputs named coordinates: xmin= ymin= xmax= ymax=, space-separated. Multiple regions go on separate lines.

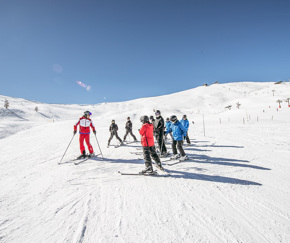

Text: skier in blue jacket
xmin=180 ymin=114 xmax=191 ymax=144
xmin=166 ymin=115 xmax=188 ymax=161
xmin=165 ymin=118 xmax=173 ymax=141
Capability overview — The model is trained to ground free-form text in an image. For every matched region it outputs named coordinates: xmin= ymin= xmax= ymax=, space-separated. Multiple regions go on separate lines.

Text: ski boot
xmin=140 ymin=166 xmax=154 ymax=174
xmin=179 ymin=155 xmax=188 ymax=161
xmin=88 ymin=152 xmax=95 ymax=158
xmin=77 ymin=150 xmax=86 ymax=159
xmin=156 ymin=162 xmax=165 ymax=171
xmin=171 ymin=154 xmax=180 ymax=160
xmin=160 ymin=152 xmax=169 ymax=158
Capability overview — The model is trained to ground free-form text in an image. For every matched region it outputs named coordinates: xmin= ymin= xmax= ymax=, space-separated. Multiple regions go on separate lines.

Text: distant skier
xmin=165 ymin=117 xmax=173 ymax=141
xmin=180 ymin=114 xmax=191 ymax=144
xmin=108 ymin=120 xmax=123 ymax=147
xmin=149 ymin=115 xmax=155 ymax=124
xmin=123 ymin=117 xmax=137 ymax=142
xmin=139 ymin=115 xmax=164 ymax=173
xmin=153 ymin=110 xmax=168 ymax=157
xmin=166 ymin=115 xmax=188 ymax=161
xmin=73 ymin=111 xmax=96 ymax=159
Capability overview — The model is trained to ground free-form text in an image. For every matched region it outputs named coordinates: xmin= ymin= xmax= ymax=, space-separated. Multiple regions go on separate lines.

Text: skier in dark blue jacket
xmin=166 ymin=115 xmax=188 ymax=161
xmin=180 ymin=114 xmax=191 ymax=144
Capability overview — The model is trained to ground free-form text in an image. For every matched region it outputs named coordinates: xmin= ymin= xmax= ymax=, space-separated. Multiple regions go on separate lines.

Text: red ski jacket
xmin=139 ymin=123 xmax=155 ymax=147
xmin=74 ymin=116 xmax=96 ymax=134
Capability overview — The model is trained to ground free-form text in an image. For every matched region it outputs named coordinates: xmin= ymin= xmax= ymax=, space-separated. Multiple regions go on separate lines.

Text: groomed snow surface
xmin=0 ymin=82 xmax=289 ymax=243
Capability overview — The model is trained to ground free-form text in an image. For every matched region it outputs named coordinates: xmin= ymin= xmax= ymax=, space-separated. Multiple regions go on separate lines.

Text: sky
xmin=0 ymin=0 xmax=289 ymax=104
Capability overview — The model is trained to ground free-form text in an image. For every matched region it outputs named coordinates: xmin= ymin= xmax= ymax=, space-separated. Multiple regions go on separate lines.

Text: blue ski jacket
xmin=165 ymin=121 xmax=171 ymax=131
xmin=180 ymin=118 xmax=189 ymax=131
xmin=166 ymin=121 xmax=187 ymax=141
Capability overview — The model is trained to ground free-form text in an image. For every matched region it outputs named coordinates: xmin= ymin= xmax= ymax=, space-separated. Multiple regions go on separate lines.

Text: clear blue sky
xmin=1 ymin=0 xmax=289 ymax=104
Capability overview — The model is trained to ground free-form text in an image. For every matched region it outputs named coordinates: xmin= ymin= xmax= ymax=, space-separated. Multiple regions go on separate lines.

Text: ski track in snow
xmin=1 ymin=82 xmax=290 ymax=242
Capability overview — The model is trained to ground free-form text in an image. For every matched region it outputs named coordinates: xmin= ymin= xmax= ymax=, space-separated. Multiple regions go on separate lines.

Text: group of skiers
xmin=73 ymin=110 xmax=191 ymax=173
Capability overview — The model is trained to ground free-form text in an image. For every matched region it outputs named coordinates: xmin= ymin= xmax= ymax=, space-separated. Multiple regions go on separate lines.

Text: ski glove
xmin=93 ymin=130 xmax=96 ymax=135
xmin=73 ymin=130 xmax=77 ymax=135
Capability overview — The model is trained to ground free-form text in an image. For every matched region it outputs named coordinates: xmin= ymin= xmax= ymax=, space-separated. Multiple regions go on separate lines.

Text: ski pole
xmin=94 ymin=133 xmax=103 ymax=158
xmin=59 ymin=133 xmax=75 ymax=164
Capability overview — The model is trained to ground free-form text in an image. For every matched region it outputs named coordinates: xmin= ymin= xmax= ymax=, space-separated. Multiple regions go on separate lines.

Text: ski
xmin=166 ymin=157 xmax=193 ymax=166
xmin=124 ymin=141 xmax=138 ymax=145
xmin=130 ymin=151 xmax=143 ymax=155
xmin=153 ymin=164 xmax=171 ymax=175
xmin=74 ymin=154 xmax=101 ymax=165
xmin=74 ymin=156 xmax=91 ymax=165
xmin=118 ymin=171 xmax=170 ymax=177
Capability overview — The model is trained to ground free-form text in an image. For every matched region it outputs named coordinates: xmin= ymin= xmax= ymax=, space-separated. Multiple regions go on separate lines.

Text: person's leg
xmin=142 ymin=146 xmax=153 ymax=171
xmin=161 ymin=134 xmax=167 ymax=154
xmin=108 ymin=132 xmax=114 ymax=145
xmin=177 ymin=140 xmax=186 ymax=157
xmin=171 ymin=140 xmax=178 ymax=155
xmin=186 ymin=131 xmax=190 ymax=144
xmin=150 ymin=146 xmax=164 ymax=170
xmin=79 ymin=134 xmax=86 ymax=154
xmin=123 ymin=130 xmax=129 ymax=141
xmin=84 ymin=134 xmax=94 ymax=154
xmin=115 ymin=132 xmax=123 ymax=143
xmin=130 ymin=130 xmax=137 ymax=141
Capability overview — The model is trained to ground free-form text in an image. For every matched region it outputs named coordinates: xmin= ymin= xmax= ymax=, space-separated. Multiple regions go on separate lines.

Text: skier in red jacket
xmin=139 ymin=115 xmax=164 ymax=173
xmin=74 ymin=111 xmax=96 ymax=159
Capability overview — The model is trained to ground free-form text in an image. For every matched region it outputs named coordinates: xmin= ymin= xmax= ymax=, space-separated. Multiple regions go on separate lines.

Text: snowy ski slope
xmin=0 ymin=82 xmax=290 ymax=242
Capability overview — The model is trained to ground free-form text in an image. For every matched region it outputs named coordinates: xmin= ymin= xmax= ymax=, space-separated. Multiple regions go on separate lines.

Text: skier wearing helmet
xmin=153 ymin=110 xmax=168 ymax=157
xmin=166 ymin=115 xmax=188 ymax=161
xmin=74 ymin=111 xmax=96 ymax=159
xmin=108 ymin=120 xmax=123 ymax=147
xmin=180 ymin=114 xmax=191 ymax=144
xmin=139 ymin=115 xmax=164 ymax=174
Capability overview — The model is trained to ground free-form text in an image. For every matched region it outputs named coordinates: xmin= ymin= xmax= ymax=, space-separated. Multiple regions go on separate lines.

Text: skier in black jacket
xmin=153 ymin=110 xmax=168 ymax=156
xmin=123 ymin=117 xmax=137 ymax=142
xmin=108 ymin=120 xmax=123 ymax=147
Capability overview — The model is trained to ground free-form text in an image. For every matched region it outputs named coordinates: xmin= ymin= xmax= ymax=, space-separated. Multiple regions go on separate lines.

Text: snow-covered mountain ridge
xmin=1 ymin=81 xmax=289 ymax=139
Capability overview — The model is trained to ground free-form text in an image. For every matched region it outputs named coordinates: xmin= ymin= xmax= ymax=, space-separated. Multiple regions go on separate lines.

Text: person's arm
xmin=139 ymin=125 xmax=145 ymax=135
xmin=74 ymin=119 xmax=80 ymax=133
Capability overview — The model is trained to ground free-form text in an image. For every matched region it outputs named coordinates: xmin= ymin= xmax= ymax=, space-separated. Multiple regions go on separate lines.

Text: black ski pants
xmin=155 ymin=131 xmax=167 ymax=154
xmin=184 ymin=131 xmax=190 ymax=144
xmin=123 ymin=129 xmax=137 ymax=141
xmin=108 ymin=131 xmax=122 ymax=144
xmin=172 ymin=140 xmax=186 ymax=157
xmin=142 ymin=146 xmax=161 ymax=168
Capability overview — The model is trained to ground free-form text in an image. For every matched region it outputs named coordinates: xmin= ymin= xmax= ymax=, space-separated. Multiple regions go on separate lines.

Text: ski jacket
xmin=166 ymin=121 xmax=187 ymax=141
xmin=74 ymin=116 xmax=96 ymax=134
xmin=125 ymin=120 xmax=132 ymax=131
xmin=165 ymin=121 xmax=171 ymax=131
xmin=139 ymin=123 xmax=155 ymax=147
xmin=180 ymin=118 xmax=189 ymax=131
xmin=109 ymin=124 xmax=119 ymax=133
xmin=153 ymin=116 xmax=165 ymax=134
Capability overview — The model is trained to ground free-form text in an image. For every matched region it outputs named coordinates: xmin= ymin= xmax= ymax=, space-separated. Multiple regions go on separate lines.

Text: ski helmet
xmin=84 ymin=111 xmax=92 ymax=116
xmin=127 ymin=117 xmax=130 ymax=120
xmin=155 ymin=110 xmax=161 ymax=116
xmin=166 ymin=117 xmax=169 ymax=121
xmin=170 ymin=115 xmax=178 ymax=123
xmin=112 ymin=120 xmax=115 ymax=123
xmin=183 ymin=114 xmax=187 ymax=119
xmin=140 ymin=115 xmax=149 ymax=123
xmin=149 ymin=115 xmax=154 ymax=120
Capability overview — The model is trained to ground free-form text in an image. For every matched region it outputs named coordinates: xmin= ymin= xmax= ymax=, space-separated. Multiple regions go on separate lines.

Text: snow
xmin=0 ymin=82 xmax=290 ymax=242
